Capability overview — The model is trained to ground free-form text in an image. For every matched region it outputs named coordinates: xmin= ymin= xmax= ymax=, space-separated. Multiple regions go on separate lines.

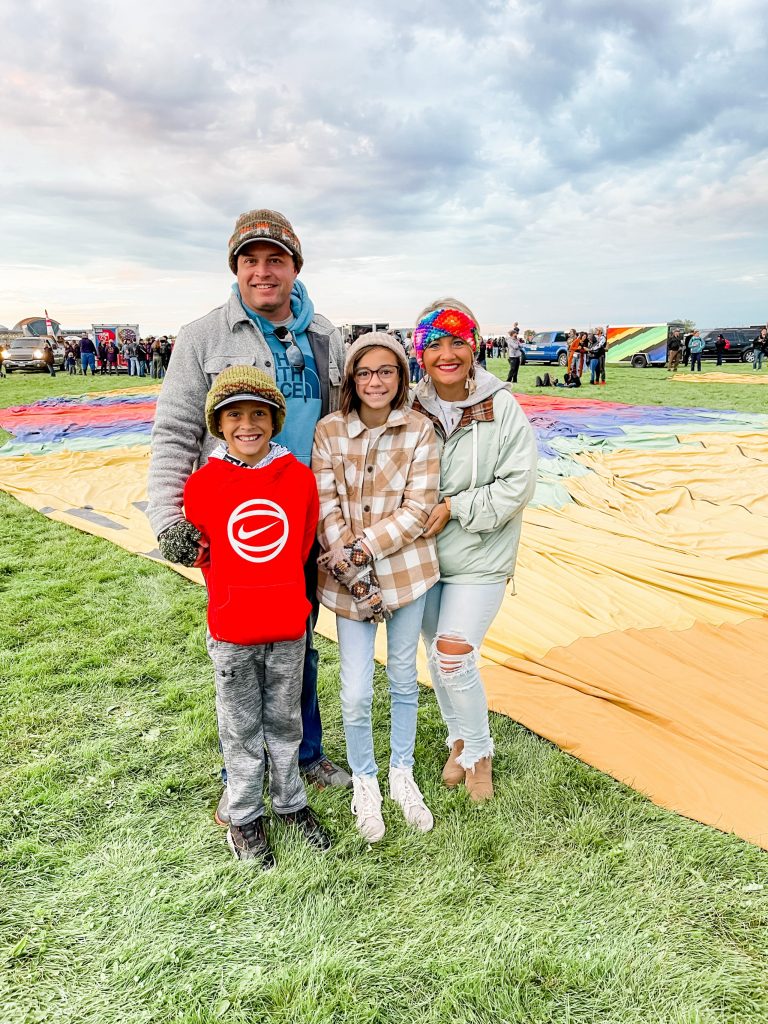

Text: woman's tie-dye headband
xmin=413 ymin=307 xmax=480 ymax=367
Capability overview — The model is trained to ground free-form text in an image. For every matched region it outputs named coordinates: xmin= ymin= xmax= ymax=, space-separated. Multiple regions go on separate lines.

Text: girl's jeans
xmin=589 ymin=356 xmax=600 ymax=383
xmin=421 ymin=580 xmax=506 ymax=770
xmin=754 ymin=350 xmax=763 ymax=370
xmin=336 ymin=593 xmax=427 ymax=777
xmin=690 ymin=352 xmax=702 ymax=372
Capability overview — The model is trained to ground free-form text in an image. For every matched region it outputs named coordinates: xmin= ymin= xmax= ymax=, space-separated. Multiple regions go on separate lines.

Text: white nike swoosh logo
xmin=237 ymin=523 xmax=280 ymax=540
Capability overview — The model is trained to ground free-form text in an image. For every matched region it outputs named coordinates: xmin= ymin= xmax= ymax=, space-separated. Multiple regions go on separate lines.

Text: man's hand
xmin=423 ymin=499 xmax=451 ymax=539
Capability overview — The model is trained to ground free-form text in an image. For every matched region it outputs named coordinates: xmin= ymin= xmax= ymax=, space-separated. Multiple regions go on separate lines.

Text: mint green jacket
xmin=412 ymin=369 xmax=538 ymax=584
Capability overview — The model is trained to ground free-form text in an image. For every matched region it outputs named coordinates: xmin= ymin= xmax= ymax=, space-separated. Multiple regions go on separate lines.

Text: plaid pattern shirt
xmin=411 ymin=395 xmax=496 ymax=438
xmin=312 ymin=407 xmax=440 ymax=618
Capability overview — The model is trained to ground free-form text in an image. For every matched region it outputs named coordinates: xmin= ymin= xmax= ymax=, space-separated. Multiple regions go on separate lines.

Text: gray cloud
xmin=1 ymin=0 xmax=766 ymax=329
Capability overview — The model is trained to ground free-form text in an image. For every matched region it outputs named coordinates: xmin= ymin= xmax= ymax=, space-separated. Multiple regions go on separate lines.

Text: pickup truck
xmin=520 ymin=330 xmax=570 ymax=366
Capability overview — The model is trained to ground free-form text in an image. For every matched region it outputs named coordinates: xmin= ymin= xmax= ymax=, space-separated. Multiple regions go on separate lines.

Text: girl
xmin=313 ymin=333 xmax=440 ymax=842
xmin=411 ymin=300 xmax=538 ymax=801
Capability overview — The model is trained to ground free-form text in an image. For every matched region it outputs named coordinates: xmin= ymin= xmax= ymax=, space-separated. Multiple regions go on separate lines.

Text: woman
xmin=411 ymin=300 xmax=537 ymax=801
xmin=313 ymin=332 xmax=440 ymax=842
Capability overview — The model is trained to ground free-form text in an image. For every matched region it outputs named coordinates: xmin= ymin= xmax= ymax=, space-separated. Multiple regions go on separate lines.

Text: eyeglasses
xmin=353 ymin=365 xmax=399 ymax=382
xmin=274 ymin=327 xmax=305 ymax=372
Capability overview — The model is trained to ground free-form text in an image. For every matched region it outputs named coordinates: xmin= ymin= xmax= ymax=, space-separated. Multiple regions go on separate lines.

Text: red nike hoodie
xmin=183 ymin=453 xmax=319 ymax=646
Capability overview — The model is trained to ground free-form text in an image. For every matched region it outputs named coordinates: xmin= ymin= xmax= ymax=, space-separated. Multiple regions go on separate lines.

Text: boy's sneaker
xmin=351 ymin=774 xmax=385 ymax=843
xmin=275 ymin=806 xmax=332 ymax=851
xmin=227 ymin=817 xmax=275 ymax=869
xmin=389 ymin=767 xmax=434 ymax=833
xmin=303 ymin=757 xmax=352 ymax=790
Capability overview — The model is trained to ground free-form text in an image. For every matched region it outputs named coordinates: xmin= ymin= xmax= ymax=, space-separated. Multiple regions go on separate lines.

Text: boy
xmin=161 ymin=365 xmax=331 ymax=867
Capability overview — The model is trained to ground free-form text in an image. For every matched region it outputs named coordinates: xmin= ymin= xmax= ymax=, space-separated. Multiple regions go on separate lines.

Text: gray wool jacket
xmin=146 ymin=291 xmax=344 ymax=539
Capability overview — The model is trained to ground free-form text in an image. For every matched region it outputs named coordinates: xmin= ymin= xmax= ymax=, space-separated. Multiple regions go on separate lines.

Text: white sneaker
xmin=389 ymin=767 xmax=434 ymax=833
xmin=351 ymin=774 xmax=385 ymax=842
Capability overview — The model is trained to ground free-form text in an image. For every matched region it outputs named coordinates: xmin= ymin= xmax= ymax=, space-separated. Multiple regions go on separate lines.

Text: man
xmin=147 ymin=208 xmax=351 ymax=826
xmin=80 ymin=334 xmax=97 ymax=375
xmin=123 ymin=338 xmax=137 ymax=376
xmin=753 ymin=327 xmax=767 ymax=371
xmin=666 ymin=328 xmax=683 ymax=372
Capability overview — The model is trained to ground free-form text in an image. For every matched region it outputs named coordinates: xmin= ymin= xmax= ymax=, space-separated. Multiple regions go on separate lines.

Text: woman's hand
xmin=423 ymin=499 xmax=451 ymax=539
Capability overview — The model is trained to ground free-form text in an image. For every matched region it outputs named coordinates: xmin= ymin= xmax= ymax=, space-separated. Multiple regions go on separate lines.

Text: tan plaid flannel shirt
xmin=312 ymin=407 xmax=441 ymax=618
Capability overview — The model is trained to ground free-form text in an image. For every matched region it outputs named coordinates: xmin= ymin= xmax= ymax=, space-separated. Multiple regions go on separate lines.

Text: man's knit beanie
xmin=227 ymin=209 xmax=303 ymax=273
xmin=205 ymin=365 xmax=287 ymax=439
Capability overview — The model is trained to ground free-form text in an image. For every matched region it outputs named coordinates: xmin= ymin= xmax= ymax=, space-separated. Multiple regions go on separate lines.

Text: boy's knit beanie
xmin=205 ymin=365 xmax=287 ymax=439
xmin=227 ymin=209 xmax=303 ymax=273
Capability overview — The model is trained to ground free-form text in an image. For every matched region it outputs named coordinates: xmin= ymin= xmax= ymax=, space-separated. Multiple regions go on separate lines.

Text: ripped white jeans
xmin=421 ymin=580 xmax=506 ymax=770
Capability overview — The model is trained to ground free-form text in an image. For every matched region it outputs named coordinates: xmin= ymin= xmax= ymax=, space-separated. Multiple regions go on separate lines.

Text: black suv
xmin=699 ymin=328 xmax=760 ymax=363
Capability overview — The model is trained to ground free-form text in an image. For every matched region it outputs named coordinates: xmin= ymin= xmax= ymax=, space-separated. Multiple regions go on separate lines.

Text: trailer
xmin=92 ymin=324 xmax=140 ymax=371
xmin=605 ymin=324 xmax=675 ymax=367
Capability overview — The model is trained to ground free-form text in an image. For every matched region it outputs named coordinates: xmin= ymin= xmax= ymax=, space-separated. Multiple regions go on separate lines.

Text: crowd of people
xmin=60 ymin=335 xmax=174 ymax=377
xmin=148 ymin=209 xmax=538 ymax=868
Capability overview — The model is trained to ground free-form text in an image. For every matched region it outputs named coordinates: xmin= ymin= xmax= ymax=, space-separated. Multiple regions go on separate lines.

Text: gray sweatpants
xmin=206 ymin=632 xmax=307 ymax=825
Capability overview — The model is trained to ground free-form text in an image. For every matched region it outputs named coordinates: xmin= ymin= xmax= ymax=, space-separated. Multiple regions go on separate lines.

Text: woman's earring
xmin=465 ymin=364 xmax=477 ymax=394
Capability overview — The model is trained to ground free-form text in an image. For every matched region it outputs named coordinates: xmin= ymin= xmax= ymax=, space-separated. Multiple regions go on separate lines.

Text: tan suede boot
xmin=442 ymin=740 xmax=465 ymax=787
xmin=465 ymin=756 xmax=493 ymax=802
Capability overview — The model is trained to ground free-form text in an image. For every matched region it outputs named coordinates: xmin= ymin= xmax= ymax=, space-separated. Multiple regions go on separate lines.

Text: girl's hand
xmin=423 ymin=499 xmax=451 ymax=538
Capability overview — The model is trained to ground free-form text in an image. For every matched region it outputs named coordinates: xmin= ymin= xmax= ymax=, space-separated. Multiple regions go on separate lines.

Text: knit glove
xmin=158 ymin=519 xmax=204 ymax=568
xmin=318 ymin=539 xmax=391 ymax=622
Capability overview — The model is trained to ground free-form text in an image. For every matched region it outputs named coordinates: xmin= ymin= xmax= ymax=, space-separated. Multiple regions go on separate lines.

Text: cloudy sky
xmin=2 ymin=0 xmax=767 ymax=335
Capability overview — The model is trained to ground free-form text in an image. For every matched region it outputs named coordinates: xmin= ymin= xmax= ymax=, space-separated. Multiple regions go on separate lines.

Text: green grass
xmin=1 ymin=371 xmax=768 ymax=1024
xmin=484 ymin=358 xmax=768 ymax=414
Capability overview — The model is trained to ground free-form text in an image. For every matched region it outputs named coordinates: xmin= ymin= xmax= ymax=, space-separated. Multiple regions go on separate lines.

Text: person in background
xmin=688 ymin=329 xmax=704 ymax=372
xmin=124 ymin=338 xmax=137 ymax=376
xmin=106 ymin=339 xmax=119 ymax=375
xmin=64 ymin=342 xmax=77 ymax=375
xmin=313 ymin=333 xmax=440 ymax=842
xmin=506 ymin=327 xmax=522 ymax=383
xmin=476 ymin=338 xmax=487 ymax=368
xmin=411 ymin=299 xmax=538 ymax=802
xmin=42 ymin=340 xmax=56 ymax=377
xmin=137 ymin=339 xmax=149 ymax=377
xmin=97 ymin=337 xmax=108 ymax=375
xmin=80 ymin=335 xmax=97 ymax=375
xmin=554 ymin=369 xmax=582 ymax=388
xmin=715 ymin=334 xmax=728 ymax=366
xmin=151 ymin=338 xmax=164 ymax=379
xmin=595 ymin=326 xmax=607 ymax=385
xmin=666 ymin=328 xmax=683 ymax=372
xmin=407 ymin=331 xmax=422 ymax=384
xmin=568 ymin=331 xmax=585 ymax=376
xmin=681 ymin=332 xmax=692 ymax=367
xmin=588 ymin=331 xmax=604 ymax=385
xmin=161 ymin=336 xmax=172 ymax=373
xmin=752 ymin=328 xmax=766 ymax=371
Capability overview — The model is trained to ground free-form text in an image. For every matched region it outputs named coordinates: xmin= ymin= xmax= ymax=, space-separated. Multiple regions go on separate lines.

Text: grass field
xmin=1 ymin=368 xmax=767 ymax=1023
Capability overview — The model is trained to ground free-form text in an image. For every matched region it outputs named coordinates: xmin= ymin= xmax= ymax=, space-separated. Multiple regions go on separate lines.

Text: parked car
xmin=699 ymin=329 xmax=759 ymax=363
xmin=521 ymin=330 xmax=570 ymax=366
xmin=0 ymin=337 xmax=65 ymax=372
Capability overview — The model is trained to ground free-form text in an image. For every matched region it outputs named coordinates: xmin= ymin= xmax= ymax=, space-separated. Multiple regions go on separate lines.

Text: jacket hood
xmin=413 ymin=366 xmax=509 ymax=417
